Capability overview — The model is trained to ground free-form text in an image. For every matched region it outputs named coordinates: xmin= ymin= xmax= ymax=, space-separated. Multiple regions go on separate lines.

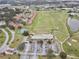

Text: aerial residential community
xmin=0 ymin=0 xmax=79 ymax=59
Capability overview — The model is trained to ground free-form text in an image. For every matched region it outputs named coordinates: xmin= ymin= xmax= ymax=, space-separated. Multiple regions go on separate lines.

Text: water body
xmin=67 ymin=17 xmax=79 ymax=32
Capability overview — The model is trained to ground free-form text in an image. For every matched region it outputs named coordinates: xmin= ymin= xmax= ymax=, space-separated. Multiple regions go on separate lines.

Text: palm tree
xmin=59 ymin=52 xmax=67 ymax=59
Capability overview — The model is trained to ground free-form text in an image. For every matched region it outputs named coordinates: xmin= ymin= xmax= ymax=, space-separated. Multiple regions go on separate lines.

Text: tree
xmin=17 ymin=43 xmax=25 ymax=51
xmin=38 ymin=40 xmax=43 ymax=47
xmin=15 ymin=8 xmax=22 ymax=14
xmin=8 ymin=25 xmax=15 ymax=30
xmin=0 ymin=30 xmax=2 ymax=33
xmin=47 ymin=49 xmax=55 ymax=59
xmin=59 ymin=52 xmax=67 ymax=59
xmin=3 ymin=7 xmax=9 ymax=12
xmin=2 ymin=52 xmax=6 ymax=56
xmin=47 ymin=40 xmax=52 ymax=44
xmin=8 ymin=57 xmax=11 ymax=59
xmin=36 ymin=7 xmax=40 ymax=11
xmin=22 ymin=31 xmax=29 ymax=36
xmin=21 ymin=21 xmax=26 ymax=25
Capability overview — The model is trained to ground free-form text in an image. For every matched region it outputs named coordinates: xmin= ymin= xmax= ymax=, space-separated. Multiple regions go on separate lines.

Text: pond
xmin=67 ymin=17 xmax=79 ymax=32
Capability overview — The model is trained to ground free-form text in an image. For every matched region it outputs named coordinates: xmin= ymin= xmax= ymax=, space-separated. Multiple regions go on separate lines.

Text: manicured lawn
xmin=63 ymin=32 xmax=79 ymax=57
xmin=27 ymin=10 xmax=69 ymax=42
xmin=5 ymin=28 xmax=12 ymax=43
xmin=0 ymin=31 xmax=5 ymax=46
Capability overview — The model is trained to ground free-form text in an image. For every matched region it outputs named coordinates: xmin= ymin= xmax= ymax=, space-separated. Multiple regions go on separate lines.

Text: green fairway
xmin=27 ymin=10 xmax=69 ymax=41
xmin=0 ymin=31 xmax=5 ymax=46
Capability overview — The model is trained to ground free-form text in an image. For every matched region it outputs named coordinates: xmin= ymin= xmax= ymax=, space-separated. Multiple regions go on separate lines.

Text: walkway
xmin=7 ymin=28 xmax=15 ymax=45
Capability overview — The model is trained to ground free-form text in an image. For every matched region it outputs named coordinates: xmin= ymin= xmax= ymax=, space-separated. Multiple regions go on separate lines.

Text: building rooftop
xmin=31 ymin=34 xmax=53 ymax=40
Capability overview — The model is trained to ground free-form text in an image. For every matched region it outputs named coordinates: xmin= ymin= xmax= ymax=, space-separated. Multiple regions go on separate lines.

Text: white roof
xmin=31 ymin=34 xmax=53 ymax=40
xmin=0 ymin=21 xmax=6 ymax=26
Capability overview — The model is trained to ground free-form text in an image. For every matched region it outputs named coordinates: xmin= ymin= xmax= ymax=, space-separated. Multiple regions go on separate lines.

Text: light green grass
xmin=63 ymin=32 xmax=79 ymax=57
xmin=38 ymin=55 xmax=78 ymax=59
xmin=72 ymin=15 xmax=79 ymax=20
xmin=0 ymin=31 xmax=5 ymax=46
xmin=27 ymin=10 xmax=69 ymax=41
xmin=10 ymin=29 xmax=23 ymax=48
xmin=5 ymin=28 xmax=12 ymax=43
xmin=0 ymin=54 xmax=20 ymax=59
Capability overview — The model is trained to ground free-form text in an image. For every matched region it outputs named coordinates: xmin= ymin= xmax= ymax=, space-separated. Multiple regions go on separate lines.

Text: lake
xmin=67 ymin=17 xmax=79 ymax=32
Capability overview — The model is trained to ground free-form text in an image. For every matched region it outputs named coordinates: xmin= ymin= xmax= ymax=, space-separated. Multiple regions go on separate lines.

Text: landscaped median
xmin=0 ymin=30 xmax=5 ymax=46
xmin=0 ymin=28 xmax=23 ymax=48
xmin=5 ymin=28 xmax=12 ymax=45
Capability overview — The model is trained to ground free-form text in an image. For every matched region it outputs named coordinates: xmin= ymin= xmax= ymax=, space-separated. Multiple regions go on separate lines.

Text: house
xmin=27 ymin=11 xmax=37 ymax=24
xmin=0 ymin=21 xmax=6 ymax=26
xmin=8 ymin=21 xmax=23 ymax=29
xmin=14 ymin=14 xmax=22 ymax=20
xmin=31 ymin=34 xmax=53 ymax=40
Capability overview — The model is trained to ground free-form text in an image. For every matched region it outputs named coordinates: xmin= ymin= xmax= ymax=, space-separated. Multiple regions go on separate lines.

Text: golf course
xmin=27 ymin=10 xmax=69 ymax=42
xmin=27 ymin=10 xmax=79 ymax=57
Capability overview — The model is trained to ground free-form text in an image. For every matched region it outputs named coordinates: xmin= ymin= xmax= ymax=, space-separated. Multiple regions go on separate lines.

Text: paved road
xmin=7 ymin=28 xmax=15 ymax=45
xmin=0 ymin=28 xmax=9 ymax=53
xmin=0 ymin=28 xmax=15 ymax=53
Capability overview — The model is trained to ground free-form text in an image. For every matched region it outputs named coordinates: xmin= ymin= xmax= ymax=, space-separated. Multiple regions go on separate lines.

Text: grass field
xmin=38 ymin=55 xmax=79 ymax=59
xmin=0 ymin=31 xmax=5 ymax=46
xmin=10 ymin=29 xmax=23 ymax=48
xmin=63 ymin=32 xmax=79 ymax=57
xmin=0 ymin=54 xmax=20 ymax=59
xmin=26 ymin=10 xmax=79 ymax=57
xmin=27 ymin=10 xmax=69 ymax=42
xmin=5 ymin=28 xmax=12 ymax=43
